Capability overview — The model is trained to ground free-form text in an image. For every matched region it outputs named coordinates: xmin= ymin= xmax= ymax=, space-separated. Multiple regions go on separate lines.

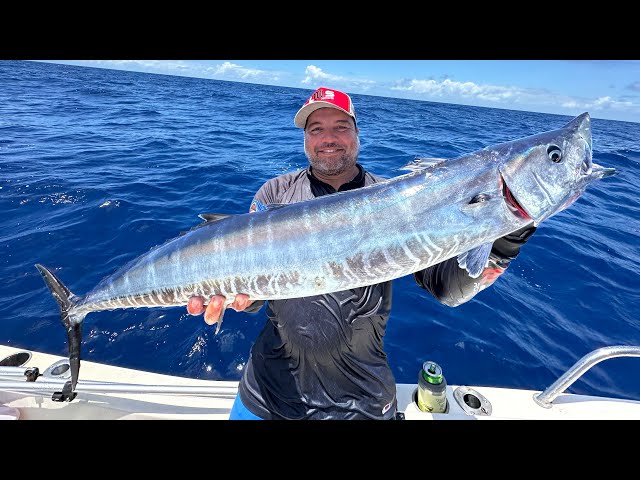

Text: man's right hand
xmin=187 ymin=294 xmax=253 ymax=325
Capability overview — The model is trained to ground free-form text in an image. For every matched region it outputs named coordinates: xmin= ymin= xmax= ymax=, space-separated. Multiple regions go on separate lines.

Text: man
xmin=187 ymin=87 xmax=536 ymax=420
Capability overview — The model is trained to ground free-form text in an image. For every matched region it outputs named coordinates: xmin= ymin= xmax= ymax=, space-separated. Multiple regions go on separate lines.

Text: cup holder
xmin=412 ymin=387 xmax=450 ymax=414
xmin=0 ymin=351 xmax=32 ymax=367
xmin=453 ymin=386 xmax=492 ymax=416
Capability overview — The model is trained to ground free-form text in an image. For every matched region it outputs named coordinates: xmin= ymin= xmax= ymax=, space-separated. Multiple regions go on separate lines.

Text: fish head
xmin=499 ymin=112 xmax=616 ymax=225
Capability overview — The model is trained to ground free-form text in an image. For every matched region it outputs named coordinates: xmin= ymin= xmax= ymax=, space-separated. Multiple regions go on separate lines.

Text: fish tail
xmin=35 ymin=264 xmax=85 ymax=391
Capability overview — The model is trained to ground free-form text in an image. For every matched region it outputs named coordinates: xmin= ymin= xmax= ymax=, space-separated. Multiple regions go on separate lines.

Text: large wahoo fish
xmin=37 ymin=112 xmax=616 ymax=391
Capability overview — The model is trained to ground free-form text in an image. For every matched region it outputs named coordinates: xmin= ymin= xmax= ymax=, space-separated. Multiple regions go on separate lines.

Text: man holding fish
xmin=186 ymin=87 xmax=537 ymax=420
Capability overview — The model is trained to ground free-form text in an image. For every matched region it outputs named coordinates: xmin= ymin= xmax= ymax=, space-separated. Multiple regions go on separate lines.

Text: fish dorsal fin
xmin=457 ymin=242 xmax=493 ymax=278
xmin=399 ymin=157 xmax=448 ymax=172
xmin=198 ymin=213 xmax=232 ymax=223
xmin=178 ymin=213 xmax=234 ymax=236
xmin=194 ymin=206 xmax=286 ymax=232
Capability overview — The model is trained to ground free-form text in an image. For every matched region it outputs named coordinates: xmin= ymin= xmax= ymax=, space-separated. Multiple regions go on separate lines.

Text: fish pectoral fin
xmin=457 ymin=242 xmax=493 ymax=278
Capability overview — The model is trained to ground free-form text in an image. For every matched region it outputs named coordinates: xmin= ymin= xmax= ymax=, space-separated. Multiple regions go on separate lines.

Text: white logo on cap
xmin=310 ymin=89 xmax=335 ymax=104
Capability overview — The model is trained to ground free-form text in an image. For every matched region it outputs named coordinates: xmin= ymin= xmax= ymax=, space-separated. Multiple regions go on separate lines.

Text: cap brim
xmin=294 ymin=102 xmax=353 ymax=128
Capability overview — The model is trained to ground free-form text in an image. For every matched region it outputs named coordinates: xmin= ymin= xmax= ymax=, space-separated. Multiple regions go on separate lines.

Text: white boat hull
xmin=2 ymin=345 xmax=640 ymax=420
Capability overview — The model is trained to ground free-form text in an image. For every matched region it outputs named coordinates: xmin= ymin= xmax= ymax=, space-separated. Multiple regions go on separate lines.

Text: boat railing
xmin=0 ymin=355 xmax=237 ymax=399
xmin=533 ymin=345 xmax=640 ymax=408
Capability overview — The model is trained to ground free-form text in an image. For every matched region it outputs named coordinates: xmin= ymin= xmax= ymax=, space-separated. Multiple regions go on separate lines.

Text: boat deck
xmin=2 ymin=345 xmax=640 ymax=420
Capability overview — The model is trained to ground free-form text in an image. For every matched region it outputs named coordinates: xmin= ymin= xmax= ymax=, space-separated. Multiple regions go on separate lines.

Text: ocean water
xmin=2 ymin=60 xmax=639 ymax=402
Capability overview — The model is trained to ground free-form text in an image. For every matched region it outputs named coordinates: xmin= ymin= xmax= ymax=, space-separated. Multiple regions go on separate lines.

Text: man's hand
xmin=491 ymin=224 xmax=537 ymax=260
xmin=187 ymin=294 xmax=253 ymax=325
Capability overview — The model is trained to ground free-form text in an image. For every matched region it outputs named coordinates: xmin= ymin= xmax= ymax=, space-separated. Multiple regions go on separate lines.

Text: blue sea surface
xmin=2 ymin=60 xmax=639 ymax=401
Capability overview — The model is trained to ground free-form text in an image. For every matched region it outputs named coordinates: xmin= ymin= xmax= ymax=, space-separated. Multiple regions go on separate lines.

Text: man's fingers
xmin=204 ymin=295 xmax=225 ymax=325
xmin=187 ymin=296 xmax=206 ymax=315
xmin=189 ymin=293 xmax=251 ymax=324
xmin=231 ymin=293 xmax=253 ymax=311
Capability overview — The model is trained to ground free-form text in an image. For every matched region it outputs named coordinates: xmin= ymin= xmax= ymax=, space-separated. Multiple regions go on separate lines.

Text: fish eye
xmin=469 ymin=193 xmax=490 ymax=204
xmin=547 ymin=145 xmax=562 ymax=163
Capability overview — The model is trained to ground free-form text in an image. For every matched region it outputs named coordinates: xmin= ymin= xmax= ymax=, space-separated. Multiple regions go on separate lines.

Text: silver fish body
xmin=36 ymin=112 xmax=616 ymax=389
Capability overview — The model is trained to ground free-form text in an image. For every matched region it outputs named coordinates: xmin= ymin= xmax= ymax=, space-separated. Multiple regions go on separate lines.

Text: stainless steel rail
xmin=533 ymin=345 xmax=640 ymax=408
xmin=0 ymin=361 xmax=237 ymax=398
xmin=0 ymin=375 xmax=238 ymax=397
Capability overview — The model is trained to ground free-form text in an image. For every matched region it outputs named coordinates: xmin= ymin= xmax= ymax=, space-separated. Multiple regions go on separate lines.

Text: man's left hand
xmin=492 ymin=224 xmax=537 ymax=259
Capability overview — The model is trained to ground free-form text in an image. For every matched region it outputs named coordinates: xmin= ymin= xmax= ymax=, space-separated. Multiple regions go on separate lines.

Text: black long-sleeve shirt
xmin=237 ymin=164 xmax=523 ymax=420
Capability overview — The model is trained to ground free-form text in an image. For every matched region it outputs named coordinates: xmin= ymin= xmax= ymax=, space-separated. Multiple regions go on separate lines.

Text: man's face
xmin=303 ymin=108 xmax=360 ymax=177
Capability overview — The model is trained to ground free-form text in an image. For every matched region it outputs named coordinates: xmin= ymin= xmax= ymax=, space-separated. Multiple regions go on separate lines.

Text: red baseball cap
xmin=294 ymin=87 xmax=356 ymax=129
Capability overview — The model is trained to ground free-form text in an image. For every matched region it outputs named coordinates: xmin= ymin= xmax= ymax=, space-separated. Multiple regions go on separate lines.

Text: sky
xmin=37 ymin=60 xmax=640 ymax=124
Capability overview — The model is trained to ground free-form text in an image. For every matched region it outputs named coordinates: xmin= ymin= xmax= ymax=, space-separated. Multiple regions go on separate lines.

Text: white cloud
xmin=388 ymin=76 xmax=640 ymax=120
xmin=302 ymin=65 xmax=347 ymax=84
xmin=301 ymin=65 xmax=375 ymax=90
xmin=96 ymin=60 xmax=191 ymax=72
xmin=64 ymin=60 xmax=284 ymax=84
xmin=562 ymin=96 xmax=635 ymax=111
xmin=204 ymin=61 xmax=273 ymax=81
xmin=391 ymin=78 xmax=526 ymax=103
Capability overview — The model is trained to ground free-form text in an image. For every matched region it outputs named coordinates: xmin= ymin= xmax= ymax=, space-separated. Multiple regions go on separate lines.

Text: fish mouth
xmin=501 ymin=174 xmax=531 ymax=220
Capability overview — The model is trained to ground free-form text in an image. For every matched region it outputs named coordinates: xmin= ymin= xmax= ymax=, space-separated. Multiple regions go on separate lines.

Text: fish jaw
xmin=498 ymin=112 xmax=615 ymax=225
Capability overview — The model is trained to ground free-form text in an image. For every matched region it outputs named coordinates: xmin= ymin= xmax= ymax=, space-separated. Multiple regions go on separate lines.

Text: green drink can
xmin=417 ymin=361 xmax=448 ymax=413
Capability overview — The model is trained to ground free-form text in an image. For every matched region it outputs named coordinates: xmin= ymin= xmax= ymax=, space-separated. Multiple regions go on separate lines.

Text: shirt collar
xmin=307 ymin=164 xmax=365 ymax=196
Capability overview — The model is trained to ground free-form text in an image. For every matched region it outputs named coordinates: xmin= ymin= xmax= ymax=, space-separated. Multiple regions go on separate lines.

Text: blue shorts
xmin=229 ymin=393 xmax=263 ymax=420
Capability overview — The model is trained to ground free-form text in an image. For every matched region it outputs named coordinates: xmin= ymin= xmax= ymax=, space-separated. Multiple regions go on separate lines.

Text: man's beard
xmin=304 ymin=137 xmax=360 ymax=176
